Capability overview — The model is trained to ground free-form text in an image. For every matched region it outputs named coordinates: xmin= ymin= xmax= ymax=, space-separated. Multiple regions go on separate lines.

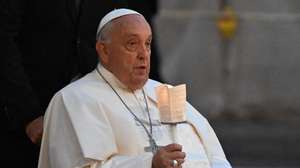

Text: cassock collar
xmin=97 ymin=64 xmax=129 ymax=90
xmin=97 ymin=64 xmax=148 ymax=96
xmin=144 ymin=79 xmax=161 ymax=103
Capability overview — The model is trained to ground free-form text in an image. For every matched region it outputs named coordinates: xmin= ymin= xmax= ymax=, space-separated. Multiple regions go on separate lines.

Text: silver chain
xmin=96 ymin=68 xmax=158 ymax=153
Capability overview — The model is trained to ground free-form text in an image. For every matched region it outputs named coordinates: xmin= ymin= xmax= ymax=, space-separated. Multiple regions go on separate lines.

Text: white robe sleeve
xmin=186 ymin=103 xmax=232 ymax=168
xmin=61 ymin=89 xmax=118 ymax=161
xmin=39 ymin=92 xmax=90 ymax=168
xmin=145 ymin=79 xmax=232 ymax=168
xmin=98 ymin=153 xmax=153 ymax=168
xmin=39 ymin=89 xmax=119 ymax=168
xmin=73 ymin=153 xmax=153 ymax=168
xmin=39 ymin=90 xmax=155 ymax=168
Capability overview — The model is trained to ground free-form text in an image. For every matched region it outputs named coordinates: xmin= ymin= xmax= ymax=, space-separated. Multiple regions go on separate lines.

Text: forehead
xmin=112 ymin=15 xmax=152 ymax=38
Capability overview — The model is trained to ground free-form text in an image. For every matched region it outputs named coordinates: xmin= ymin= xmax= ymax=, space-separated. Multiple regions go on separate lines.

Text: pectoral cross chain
xmin=144 ymin=138 xmax=161 ymax=153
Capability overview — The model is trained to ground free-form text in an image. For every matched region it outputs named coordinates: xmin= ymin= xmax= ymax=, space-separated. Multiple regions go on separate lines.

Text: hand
xmin=26 ymin=116 xmax=44 ymax=144
xmin=152 ymin=143 xmax=186 ymax=168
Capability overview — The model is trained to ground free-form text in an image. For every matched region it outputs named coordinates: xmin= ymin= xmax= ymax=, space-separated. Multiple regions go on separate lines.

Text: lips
xmin=139 ymin=65 xmax=146 ymax=69
xmin=135 ymin=65 xmax=147 ymax=69
xmin=134 ymin=65 xmax=147 ymax=74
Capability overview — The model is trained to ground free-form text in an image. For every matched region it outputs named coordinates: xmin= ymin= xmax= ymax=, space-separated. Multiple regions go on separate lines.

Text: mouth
xmin=134 ymin=65 xmax=147 ymax=74
xmin=136 ymin=65 xmax=146 ymax=69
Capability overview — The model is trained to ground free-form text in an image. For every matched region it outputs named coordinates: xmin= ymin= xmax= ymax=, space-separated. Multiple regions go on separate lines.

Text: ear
xmin=96 ymin=41 xmax=109 ymax=64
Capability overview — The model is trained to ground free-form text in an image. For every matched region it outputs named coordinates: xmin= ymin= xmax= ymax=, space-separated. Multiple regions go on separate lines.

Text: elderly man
xmin=38 ymin=9 xmax=232 ymax=168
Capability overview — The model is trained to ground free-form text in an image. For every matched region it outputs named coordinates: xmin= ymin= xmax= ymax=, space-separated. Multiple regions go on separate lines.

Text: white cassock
xmin=38 ymin=64 xmax=232 ymax=168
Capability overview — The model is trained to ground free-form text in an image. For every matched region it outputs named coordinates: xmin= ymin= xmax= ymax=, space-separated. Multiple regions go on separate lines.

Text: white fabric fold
xmin=38 ymin=66 xmax=231 ymax=168
xmin=145 ymin=79 xmax=232 ymax=168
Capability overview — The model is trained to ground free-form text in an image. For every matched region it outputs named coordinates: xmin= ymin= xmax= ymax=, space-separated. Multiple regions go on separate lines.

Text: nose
xmin=137 ymin=44 xmax=150 ymax=60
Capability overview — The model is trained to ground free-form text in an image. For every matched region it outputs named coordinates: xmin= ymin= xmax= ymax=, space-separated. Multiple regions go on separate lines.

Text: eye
xmin=129 ymin=41 xmax=137 ymax=46
xmin=126 ymin=40 xmax=138 ymax=51
xmin=145 ymin=41 xmax=151 ymax=50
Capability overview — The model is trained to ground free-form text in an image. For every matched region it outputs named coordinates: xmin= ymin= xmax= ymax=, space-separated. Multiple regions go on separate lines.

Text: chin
xmin=130 ymin=76 xmax=148 ymax=90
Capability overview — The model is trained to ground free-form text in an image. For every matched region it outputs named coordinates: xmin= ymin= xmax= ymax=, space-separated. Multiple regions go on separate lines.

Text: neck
xmin=100 ymin=64 xmax=145 ymax=91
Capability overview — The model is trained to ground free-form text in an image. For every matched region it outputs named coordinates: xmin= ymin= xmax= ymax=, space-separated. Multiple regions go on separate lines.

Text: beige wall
xmin=155 ymin=0 xmax=300 ymax=118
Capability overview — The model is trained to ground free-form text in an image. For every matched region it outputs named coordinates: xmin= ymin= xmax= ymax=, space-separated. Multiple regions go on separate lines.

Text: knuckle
xmin=163 ymin=160 xmax=169 ymax=167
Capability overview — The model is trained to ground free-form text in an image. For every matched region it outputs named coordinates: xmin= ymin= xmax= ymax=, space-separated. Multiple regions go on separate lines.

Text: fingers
xmin=168 ymin=152 xmax=185 ymax=168
xmin=152 ymin=143 xmax=186 ymax=168
xmin=25 ymin=116 xmax=44 ymax=144
xmin=30 ymin=129 xmax=43 ymax=144
xmin=164 ymin=143 xmax=185 ymax=160
xmin=169 ymin=159 xmax=183 ymax=168
xmin=164 ymin=143 xmax=182 ymax=152
xmin=168 ymin=151 xmax=186 ymax=160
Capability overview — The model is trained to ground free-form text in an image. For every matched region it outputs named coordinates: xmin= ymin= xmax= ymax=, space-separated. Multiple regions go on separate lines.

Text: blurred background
xmin=153 ymin=0 xmax=300 ymax=167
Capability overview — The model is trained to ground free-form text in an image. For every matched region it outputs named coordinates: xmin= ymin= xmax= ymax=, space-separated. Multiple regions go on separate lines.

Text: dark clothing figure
xmin=128 ymin=0 xmax=162 ymax=82
xmin=0 ymin=0 xmax=128 ymax=167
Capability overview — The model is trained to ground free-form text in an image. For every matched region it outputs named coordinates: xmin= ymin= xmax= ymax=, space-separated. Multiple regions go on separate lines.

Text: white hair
xmin=96 ymin=21 xmax=114 ymax=43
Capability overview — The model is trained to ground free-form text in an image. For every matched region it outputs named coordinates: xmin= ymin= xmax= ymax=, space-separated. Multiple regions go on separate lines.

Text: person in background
xmin=0 ymin=0 xmax=128 ymax=167
xmin=38 ymin=8 xmax=231 ymax=168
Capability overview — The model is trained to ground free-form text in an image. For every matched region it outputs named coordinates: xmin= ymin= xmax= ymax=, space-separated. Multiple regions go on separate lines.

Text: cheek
xmin=120 ymin=56 xmax=136 ymax=73
xmin=123 ymin=53 xmax=137 ymax=67
xmin=111 ymin=49 xmax=132 ymax=66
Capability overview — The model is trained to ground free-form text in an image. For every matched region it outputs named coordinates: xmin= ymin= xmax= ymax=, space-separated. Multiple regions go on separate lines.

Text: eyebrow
xmin=125 ymin=34 xmax=139 ymax=39
xmin=125 ymin=34 xmax=152 ymax=39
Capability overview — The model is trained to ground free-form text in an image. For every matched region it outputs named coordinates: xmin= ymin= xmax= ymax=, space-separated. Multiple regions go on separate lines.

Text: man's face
xmin=99 ymin=15 xmax=152 ymax=90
